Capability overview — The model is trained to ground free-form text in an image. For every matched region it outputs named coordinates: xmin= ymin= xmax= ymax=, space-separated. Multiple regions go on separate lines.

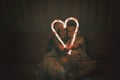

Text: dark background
xmin=0 ymin=0 xmax=115 ymax=80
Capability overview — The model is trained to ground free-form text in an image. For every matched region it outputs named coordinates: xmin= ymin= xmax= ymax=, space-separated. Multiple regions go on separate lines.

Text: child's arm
xmin=54 ymin=38 xmax=69 ymax=52
xmin=69 ymin=37 xmax=86 ymax=50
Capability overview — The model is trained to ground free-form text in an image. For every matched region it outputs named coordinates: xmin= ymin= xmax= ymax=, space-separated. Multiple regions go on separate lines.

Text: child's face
xmin=58 ymin=25 xmax=66 ymax=39
xmin=67 ymin=26 xmax=76 ymax=38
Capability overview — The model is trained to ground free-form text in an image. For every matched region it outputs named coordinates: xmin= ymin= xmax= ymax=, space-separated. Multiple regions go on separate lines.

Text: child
xmin=66 ymin=23 xmax=89 ymax=61
xmin=40 ymin=22 xmax=68 ymax=80
xmin=65 ymin=21 xmax=96 ymax=80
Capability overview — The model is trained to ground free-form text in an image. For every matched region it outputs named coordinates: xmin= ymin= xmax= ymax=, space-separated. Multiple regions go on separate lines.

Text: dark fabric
xmin=1 ymin=0 xmax=111 ymax=34
xmin=83 ymin=36 xmax=95 ymax=59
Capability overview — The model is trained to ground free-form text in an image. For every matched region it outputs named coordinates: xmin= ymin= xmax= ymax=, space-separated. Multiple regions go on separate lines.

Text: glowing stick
xmin=64 ymin=17 xmax=79 ymax=55
xmin=51 ymin=19 xmax=66 ymax=48
xmin=51 ymin=17 xmax=79 ymax=55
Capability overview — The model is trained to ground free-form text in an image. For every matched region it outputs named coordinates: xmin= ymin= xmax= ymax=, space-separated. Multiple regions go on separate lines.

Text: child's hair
xmin=54 ymin=22 xmax=61 ymax=31
xmin=67 ymin=20 xmax=80 ymax=35
xmin=67 ymin=20 xmax=76 ymax=27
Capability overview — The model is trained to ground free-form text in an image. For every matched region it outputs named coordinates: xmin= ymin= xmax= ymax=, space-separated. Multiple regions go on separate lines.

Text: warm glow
xmin=51 ymin=17 xmax=79 ymax=55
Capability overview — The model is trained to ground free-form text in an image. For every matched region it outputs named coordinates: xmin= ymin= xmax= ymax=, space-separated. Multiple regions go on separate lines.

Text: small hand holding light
xmin=63 ymin=44 xmax=75 ymax=53
xmin=69 ymin=44 xmax=76 ymax=50
xmin=63 ymin=47 xmax=69 ymax=52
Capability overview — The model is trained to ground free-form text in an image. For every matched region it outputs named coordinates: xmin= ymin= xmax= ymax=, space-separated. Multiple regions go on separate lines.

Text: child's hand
xmin=69 ymin=44 xmax=76 ymax=50
xmin=63 ymin=47 xmax=69 ymax=52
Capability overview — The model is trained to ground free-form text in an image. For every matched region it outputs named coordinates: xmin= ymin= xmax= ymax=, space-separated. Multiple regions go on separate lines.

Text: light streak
xmin=51 ymin=17 xmax=79 ymax=55
xmin=51 ymin=19 xmax=66 ymax=48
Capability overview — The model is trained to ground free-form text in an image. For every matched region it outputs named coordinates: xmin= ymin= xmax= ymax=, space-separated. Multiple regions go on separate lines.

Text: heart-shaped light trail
xmin=51 ymin=17 xmax=79 ymax=55
xmin=51 ymin=19 xmax=66 ymax=48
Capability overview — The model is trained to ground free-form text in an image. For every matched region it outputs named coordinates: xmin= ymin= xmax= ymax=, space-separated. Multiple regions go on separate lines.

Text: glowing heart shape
xmin=51 ymin=17 xmax=79 ymax=55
